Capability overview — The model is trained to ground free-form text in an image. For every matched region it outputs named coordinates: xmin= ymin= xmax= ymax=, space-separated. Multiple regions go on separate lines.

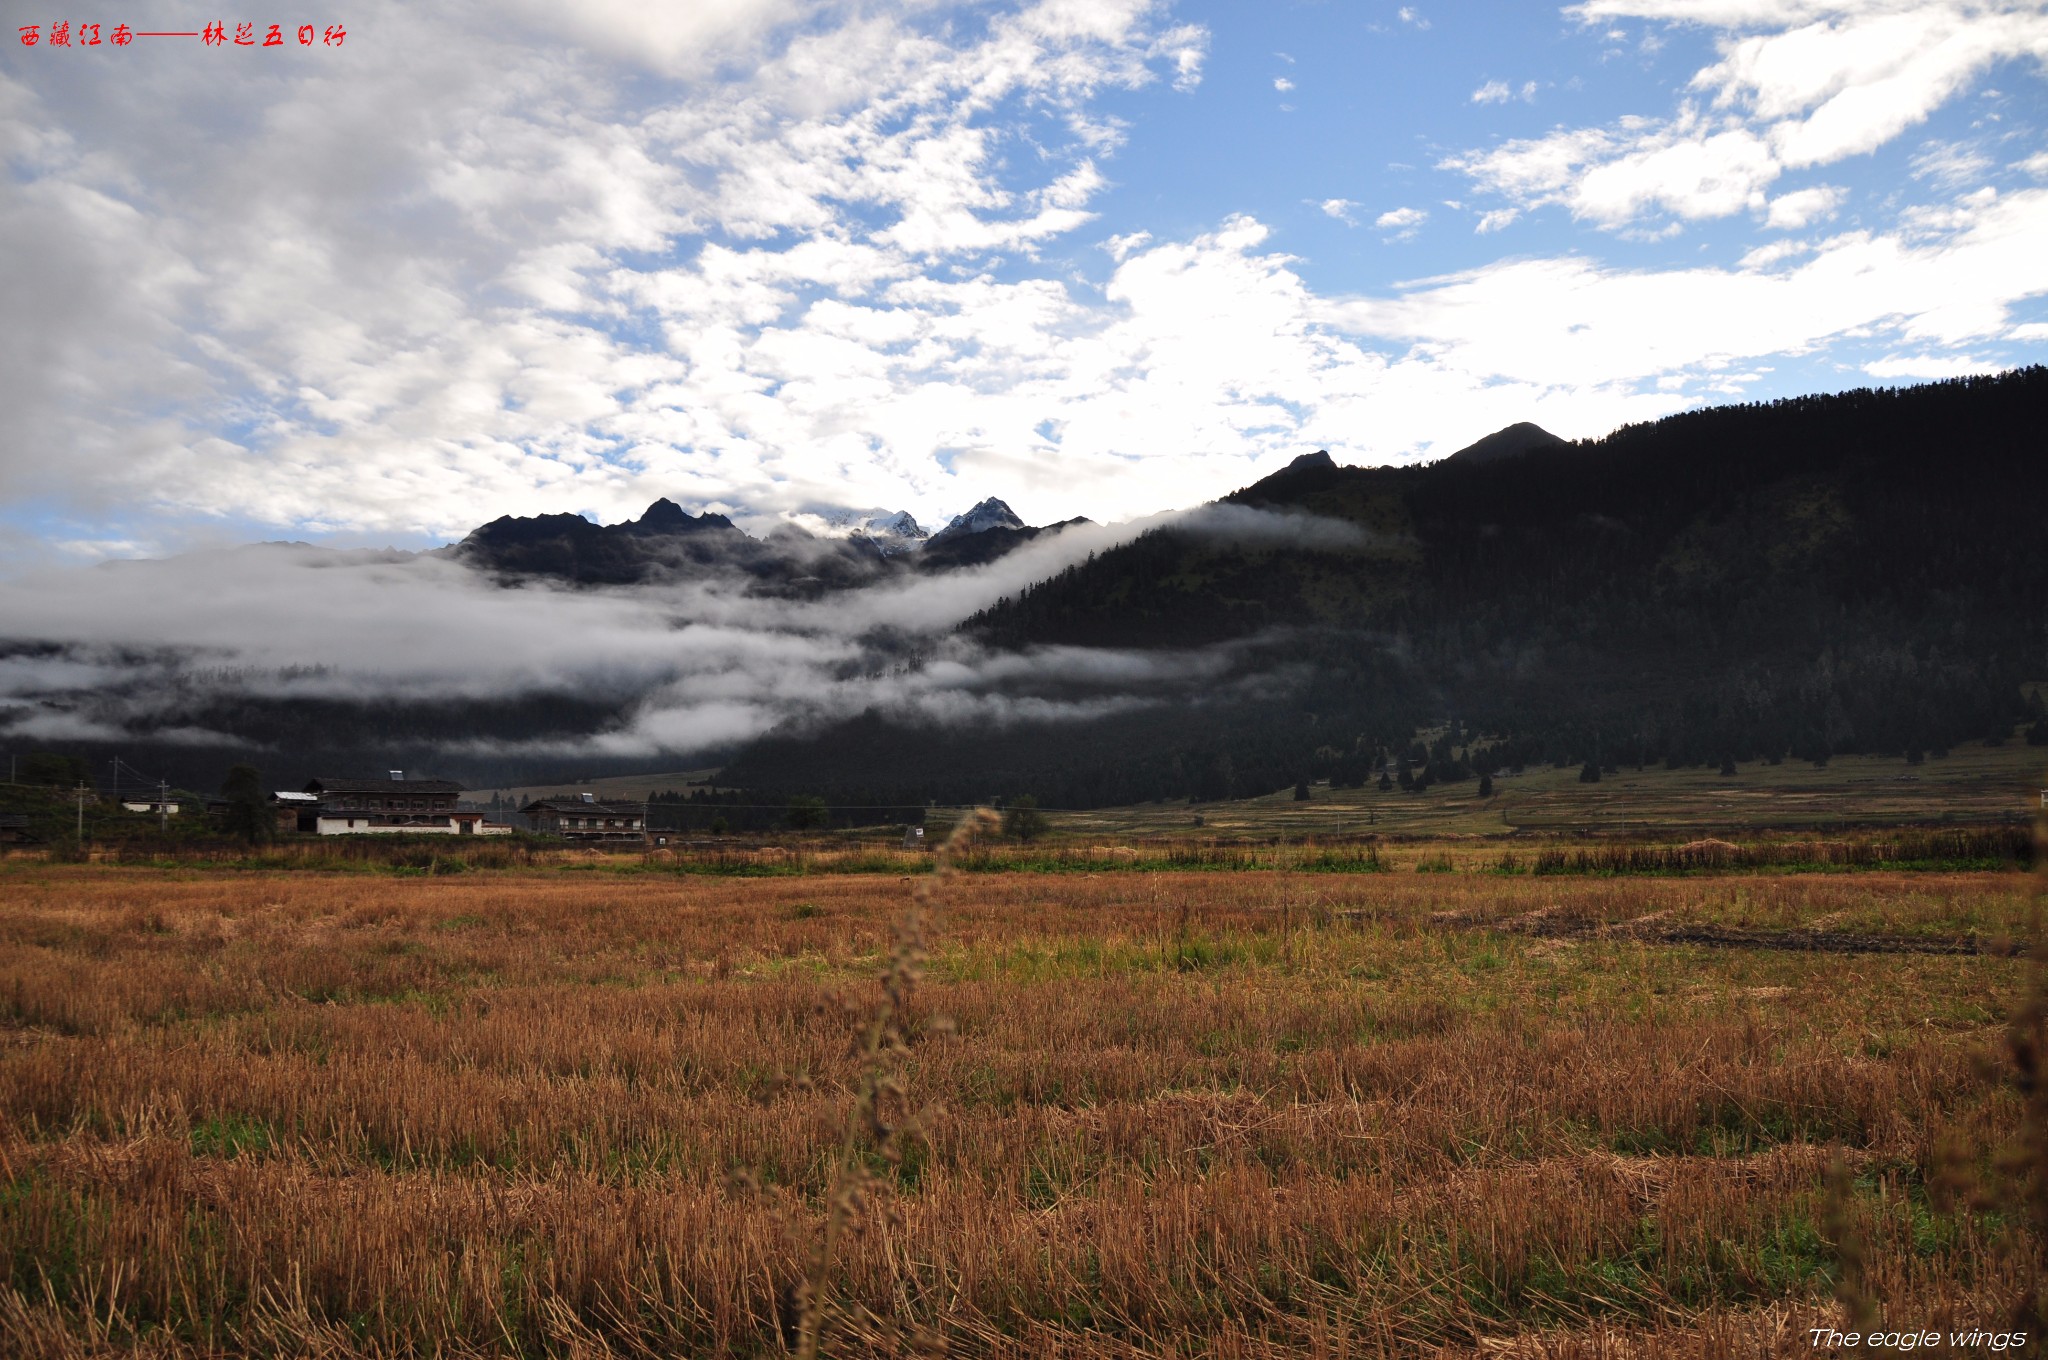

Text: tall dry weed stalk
xmin=1926 ymin=783 xmax=2048 ymax=1337
xmin=1994 ymin=792 xmax=2048 ymax=1332
xmin=1822 ymin=1152 xmax=1879 ymax=1332
xmin=792 ymin=808 xmax=999 ymax=1360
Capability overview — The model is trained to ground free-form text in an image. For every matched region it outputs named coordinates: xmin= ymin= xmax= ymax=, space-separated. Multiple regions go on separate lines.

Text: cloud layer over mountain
xmin=0 ymin=504 xmax=1347 ymax=759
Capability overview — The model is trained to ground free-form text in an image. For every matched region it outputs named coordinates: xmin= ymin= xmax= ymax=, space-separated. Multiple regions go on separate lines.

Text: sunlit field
xmin=2 ymin=856 xmax=2043 ymax=1357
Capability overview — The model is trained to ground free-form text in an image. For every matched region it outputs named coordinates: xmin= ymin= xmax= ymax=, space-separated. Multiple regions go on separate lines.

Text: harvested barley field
xmin=1 ymin=856 xmax=2043 ymax=1357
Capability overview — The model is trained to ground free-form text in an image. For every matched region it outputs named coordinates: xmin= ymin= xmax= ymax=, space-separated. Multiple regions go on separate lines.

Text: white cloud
xmin=0 ymin=0 xmax=1219 ymax=547
xmin=1475 ymin=208 xmax=1521 ymax=233
xmin=503 ymin=0 xmax=818 ymax=79
xmin=1472 ymin=79 xmax=1540 ymax=104
xmin=1274 ymin=76 xmax=1296 ymax=92
xmin=1898 ymin=184 xmax=1999 ymax=237
xmin=1398 ymin=7 xmax=1431 ymax=28
xmin=1452 ymin=1 xmax=2048 ymax=229
xmin=1319 ymin=198 xmax=1361 ymax=224
xmin=1375 ymin=206 xmax=1429 ymax=240
xmin=1764 ymin=183 xmax=1847 ymax=228
xmin=1911 ymin=138 xmax=1994 ymax=188
xmin=1738 ymin=237 xmax=1814 ymax=269
xmin=1692 ymin=6 xmax=2046 ymax=167
xmin=1102 ymin=229 xmax=1153 ymax=260
xmin=1324 ymin=185 xmax=2048 ymax=388
xmin=1449 ymin=111 xmax=1782 ymax=226
xmin=1863 ymin=353 xmax=1998 ymax=378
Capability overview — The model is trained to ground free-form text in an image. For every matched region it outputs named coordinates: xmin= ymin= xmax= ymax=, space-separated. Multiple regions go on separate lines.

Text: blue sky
xmin=3 ymin=0 xmax=2045 ymax=564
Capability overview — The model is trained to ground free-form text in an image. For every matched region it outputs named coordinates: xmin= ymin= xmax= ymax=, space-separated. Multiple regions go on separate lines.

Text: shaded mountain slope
xmin=916 ymin=517 xmax=1093 ymax=572
xmin=721 ymin=370 xmax=2048 ymax=808
xmin=1444 ymin=421 xmax=1566 ymax=465
xmin=971 ymin=369 xmax=2048 ymax=652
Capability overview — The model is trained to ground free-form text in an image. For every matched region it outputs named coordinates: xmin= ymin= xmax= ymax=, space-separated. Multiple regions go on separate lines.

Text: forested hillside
xmin=720 ymin=370 xmax=2048 ymax=811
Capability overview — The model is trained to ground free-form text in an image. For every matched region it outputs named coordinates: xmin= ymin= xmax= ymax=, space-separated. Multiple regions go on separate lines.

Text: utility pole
xmin=74 ymin=781 xmax=89 ymax=843
xmin=159 ymin=779 xmax=170 ymax=834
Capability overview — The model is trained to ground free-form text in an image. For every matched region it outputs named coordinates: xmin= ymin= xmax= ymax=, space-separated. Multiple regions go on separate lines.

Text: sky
xmin=3 ymin=0 xmax=2044 ymax=565
xmin=1 ymin=1 xmax=2045 ymax=768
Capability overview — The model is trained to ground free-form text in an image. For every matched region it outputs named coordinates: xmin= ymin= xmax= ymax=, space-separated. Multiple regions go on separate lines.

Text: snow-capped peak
xmin=928 ymin=498 xmax=1025 ymax=544
xmin=783 ymin=507 xmax=929 ymax=555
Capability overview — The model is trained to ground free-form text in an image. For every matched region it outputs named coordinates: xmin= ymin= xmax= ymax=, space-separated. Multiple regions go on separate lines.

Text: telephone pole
xmin=74 ymin=781 xmax=89 ymax=843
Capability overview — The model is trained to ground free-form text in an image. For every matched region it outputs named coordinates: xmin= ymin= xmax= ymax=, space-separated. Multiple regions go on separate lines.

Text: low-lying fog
xmin=0 ymin=504 xmax=1367 ymax=766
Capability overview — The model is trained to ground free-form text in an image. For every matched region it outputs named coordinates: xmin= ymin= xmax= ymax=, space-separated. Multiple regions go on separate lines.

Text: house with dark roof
xmin=525 ymin=794 xmax=648 ymax=843
xmin=302 ymin=772 xmax=509 ymax=836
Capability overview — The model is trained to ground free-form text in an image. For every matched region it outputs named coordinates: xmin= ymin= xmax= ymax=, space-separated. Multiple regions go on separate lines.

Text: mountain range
xmin=452 ymin=493 xmax=1084 ymax=591
xmin=4 ymin=368 xmax=2043 ymax=811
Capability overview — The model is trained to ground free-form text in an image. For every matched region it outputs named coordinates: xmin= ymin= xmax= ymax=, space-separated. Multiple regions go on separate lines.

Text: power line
xmin=108 ymin=755 xmax=167 ymax=798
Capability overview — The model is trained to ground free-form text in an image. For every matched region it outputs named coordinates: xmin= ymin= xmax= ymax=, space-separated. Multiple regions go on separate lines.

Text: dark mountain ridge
xmin=719 ymin=369 xmax=2048 ymax=810
xmin=973 ymin=369 xmax=2046 ymax=651
xmin=453 ymin=494 xmax=1077 ymax=591
xmin=1443 ymin=421 xmax=1566 ymax=465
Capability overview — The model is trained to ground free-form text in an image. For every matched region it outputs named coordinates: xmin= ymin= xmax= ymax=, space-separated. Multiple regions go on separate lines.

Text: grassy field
xmin=1 ymin=836 xmax=2045 ymax=1357
xmin=460 ymin=731 xmax=2046 ymax=844
xmin=1048 ymin=739 xmax=2048 ymax=841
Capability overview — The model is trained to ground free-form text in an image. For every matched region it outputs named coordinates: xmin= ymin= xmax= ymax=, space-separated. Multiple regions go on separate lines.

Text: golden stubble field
xmin=0 ymin=861 xmax=2041 ymax=1358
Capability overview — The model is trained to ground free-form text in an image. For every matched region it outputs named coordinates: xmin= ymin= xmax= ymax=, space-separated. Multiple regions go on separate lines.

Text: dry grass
xmin=0 ymin=860 xmax=2040 ymax=1356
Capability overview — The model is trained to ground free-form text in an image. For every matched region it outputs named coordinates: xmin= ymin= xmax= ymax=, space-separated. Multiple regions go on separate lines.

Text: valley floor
xmin=0 ymin=858 xmax=2042 ymax=1356
xmin=1050 ymin=739 xmax=2047 ymax=841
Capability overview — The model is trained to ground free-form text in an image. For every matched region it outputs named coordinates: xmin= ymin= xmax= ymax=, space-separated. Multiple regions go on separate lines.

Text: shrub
xmin=1001 ymin=796 xmax=1049 ymax=843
